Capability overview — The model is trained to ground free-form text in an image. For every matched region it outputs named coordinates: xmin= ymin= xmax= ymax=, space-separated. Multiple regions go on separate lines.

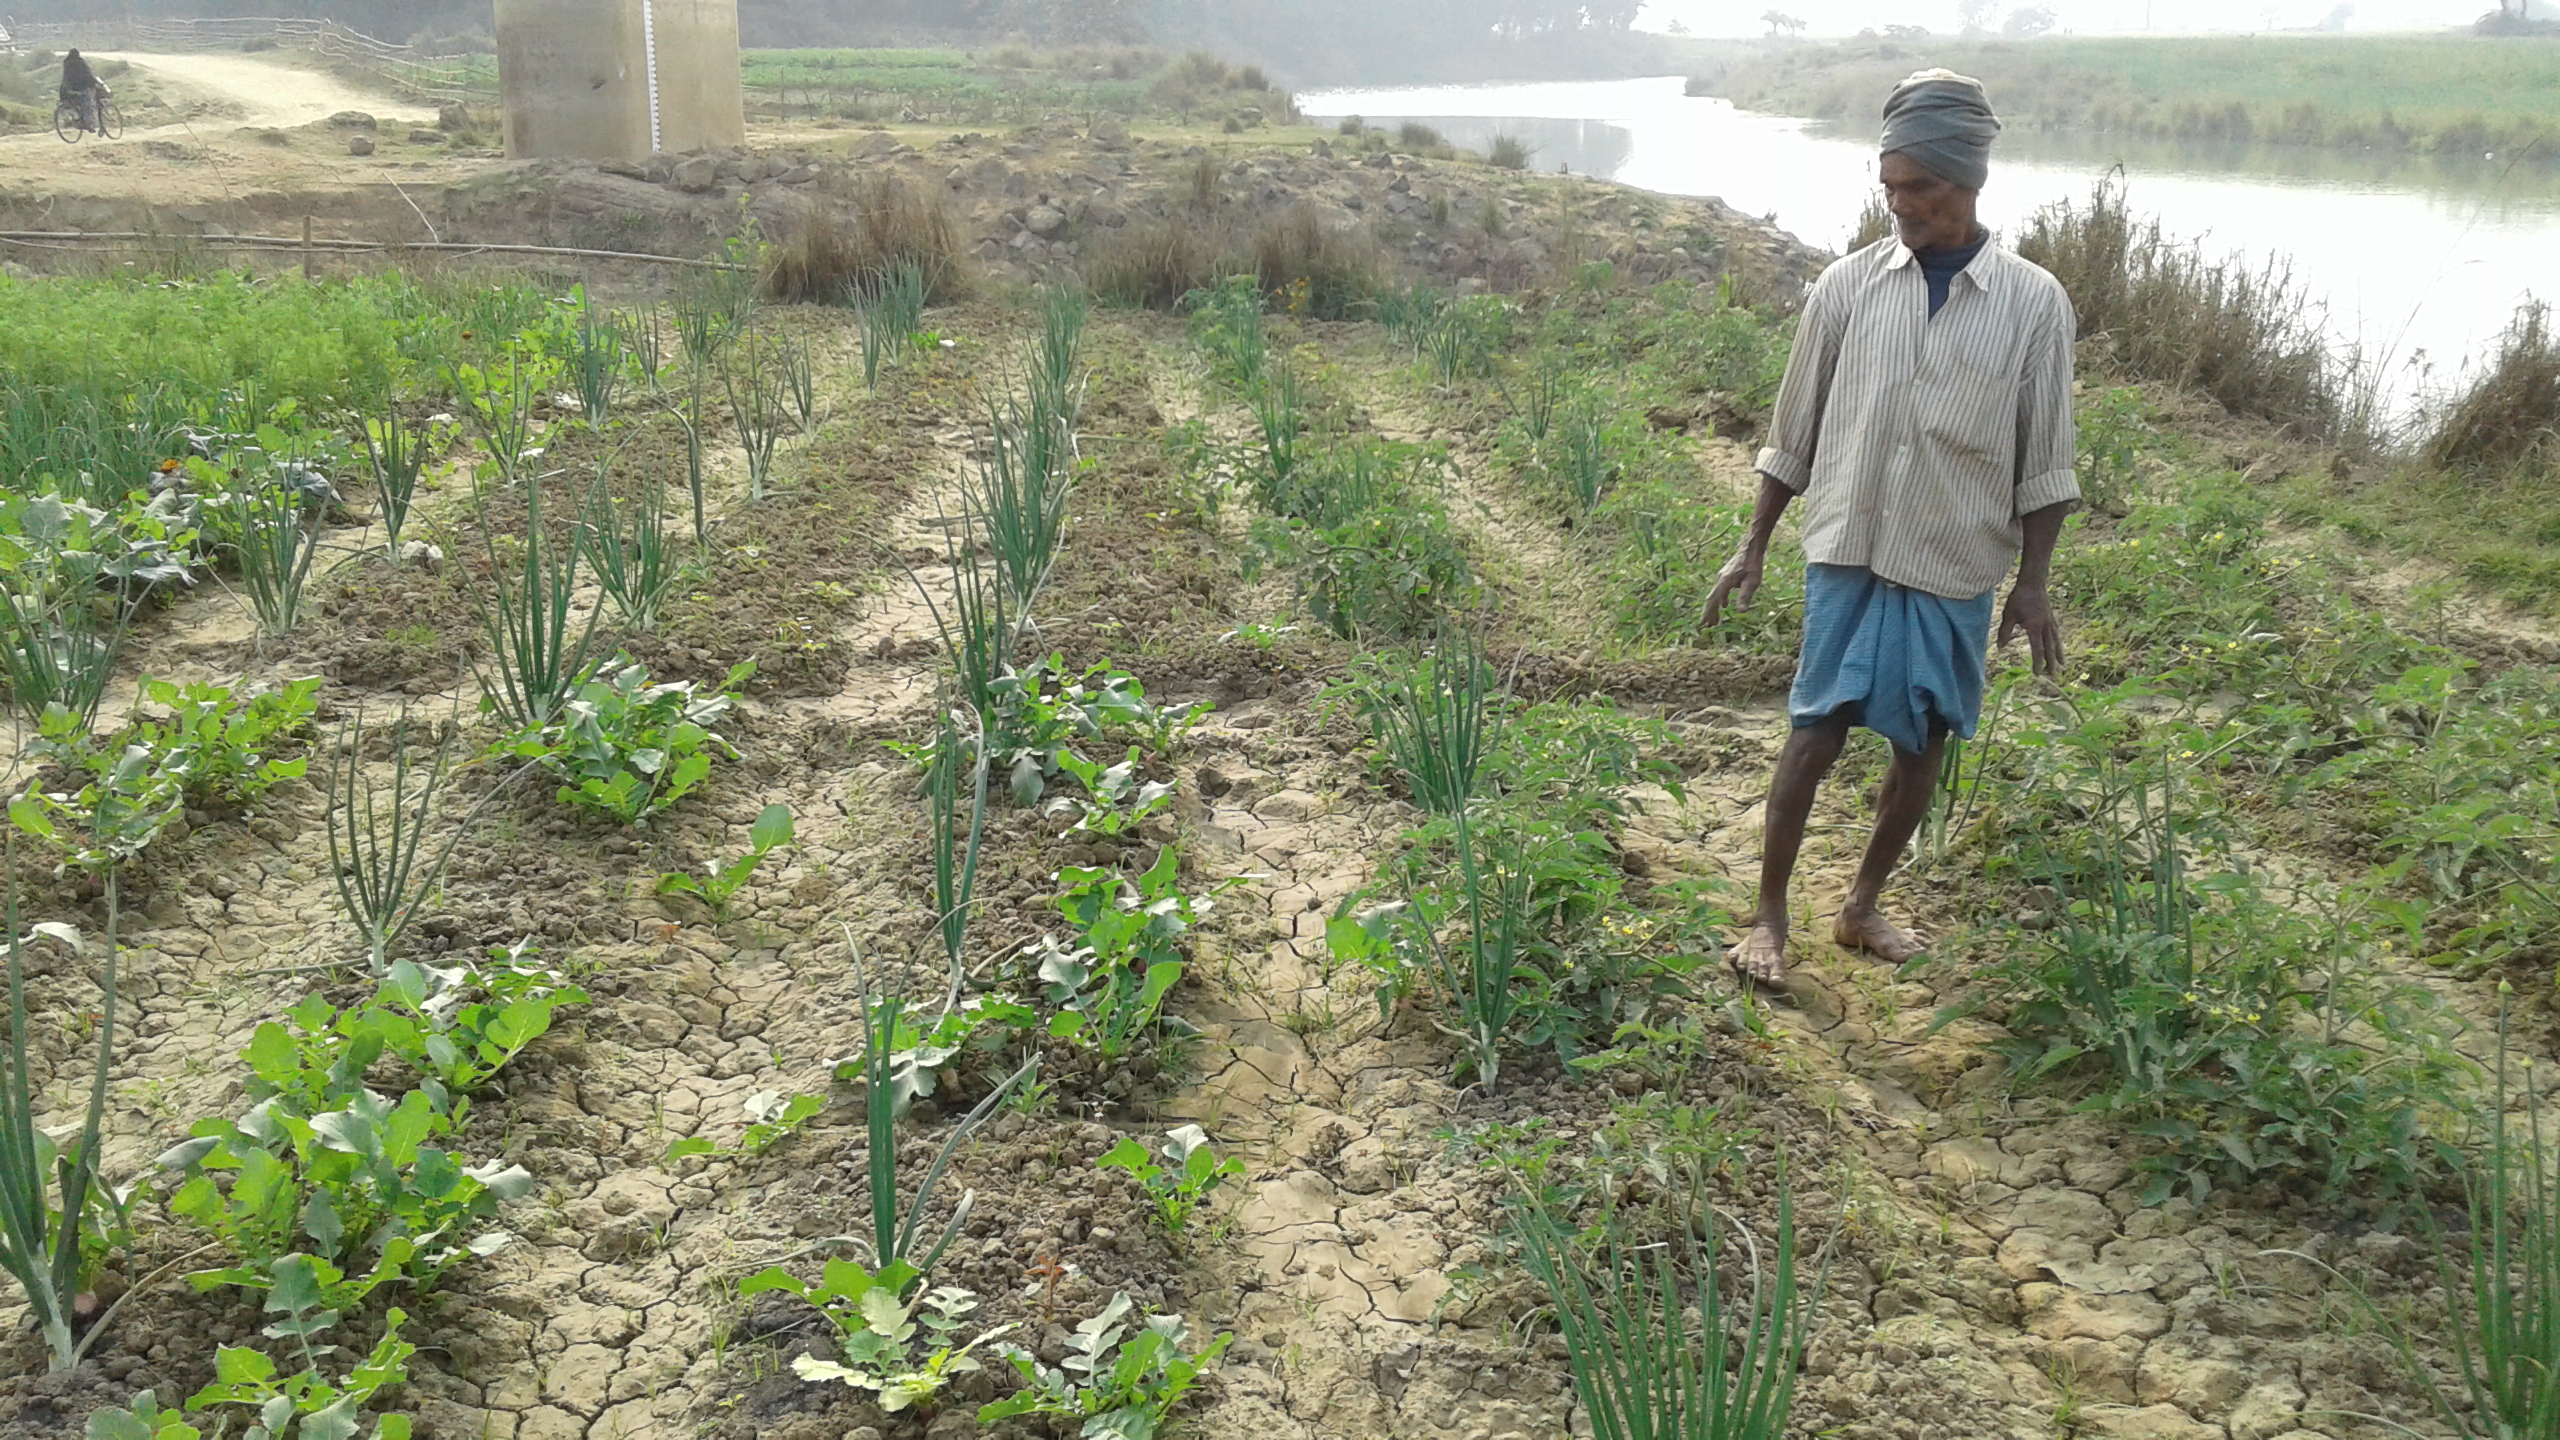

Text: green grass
xmin=1703 ymin=34 xmax=2560 ymax=157
xmin=2275 ymin=465 xmax=2560 ymax=615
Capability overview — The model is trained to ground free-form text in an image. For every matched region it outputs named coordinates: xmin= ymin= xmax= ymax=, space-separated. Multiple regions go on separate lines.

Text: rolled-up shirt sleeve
xmin=1755 ymin=274 xmax=1849 ymax=494
xmin=2012 ymin=298 xmax=2081 ymax=518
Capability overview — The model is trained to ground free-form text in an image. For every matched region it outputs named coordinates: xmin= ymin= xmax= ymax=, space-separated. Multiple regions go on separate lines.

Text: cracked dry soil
xmin=0 ymin=294 xmax=2522 ymax=1440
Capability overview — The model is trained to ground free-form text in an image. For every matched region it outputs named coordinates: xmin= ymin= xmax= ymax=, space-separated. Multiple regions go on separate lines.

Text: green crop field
xmin=1702 ymin=32 xmax=2560 ymax=155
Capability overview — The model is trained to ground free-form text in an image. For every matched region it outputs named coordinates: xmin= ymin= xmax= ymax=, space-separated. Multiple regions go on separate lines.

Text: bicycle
xmin=54 ymin=91 xmax=122 ymax=144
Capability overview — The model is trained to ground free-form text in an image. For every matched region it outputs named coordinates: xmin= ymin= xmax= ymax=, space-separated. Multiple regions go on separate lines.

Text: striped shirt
xmin=1756 ymin=235 xmax=2081 ymax=600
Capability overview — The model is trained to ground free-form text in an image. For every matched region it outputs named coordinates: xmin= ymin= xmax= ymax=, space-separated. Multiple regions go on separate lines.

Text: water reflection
xmin=1299 ymin=76 xmax=2558 ymax=406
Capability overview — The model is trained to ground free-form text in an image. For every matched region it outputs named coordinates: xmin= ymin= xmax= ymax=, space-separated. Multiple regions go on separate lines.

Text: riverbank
xmin=1692 ymin=32 xmax=2560 ymax=160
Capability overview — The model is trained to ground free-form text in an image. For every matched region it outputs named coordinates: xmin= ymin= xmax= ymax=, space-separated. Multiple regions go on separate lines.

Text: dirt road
xmin=0 ymin=49 xmax=437 ymax=147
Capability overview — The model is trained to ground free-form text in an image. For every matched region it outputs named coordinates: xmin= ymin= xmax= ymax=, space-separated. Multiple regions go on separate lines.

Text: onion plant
xmin=447 ymin=356 xmax=547 ymax=491
xmin=2363 ymin=994 xmax=2560 ymax=1440
xmin=567 ymin=302 xmax=629 ymax=427
xmin=674 ymin=268 xmax=751 ymax=370
xmin=466 ymin=469 xmax=605 ymax=730
xmin=911 ymin=512 xmax=1020 ymax=725
xmin=622 ymin=307 xmax=670 ymax=395
xmin=1364 ymin=631 xmax=1495 ymax=816
xmin=775 ymin=334 xmax=821 ymax=434
xmin=579 ymin=456 xmax=682 ymax=633
xmin=847 ymin=940 xmax=1032 ymax=1296
xmin=225 ymin=481 xmax=324 ymax=639
xmin=723 ymin=337 xmax=788 ymax=504
xmin=357 ymin=412 xmax=429 ymax=554
xmin=1514 ymin=1173 xmax=1820 ymax=1440
xmin=1244 ymin=363 xmax=1307 ymax=512
xmin=970 ymin=403 xmax=1072 ymax=617
xmin=1557 ymin=400 xmax=1616 ymax=513
xmin=1499 ymin=351 xmax=1567 ymax=444
xmin=0 ymin=585 xmax=128 ymax=727
xmin=1027 ymin=284 xmax=1089 ymax=435
xmin=671 ymin=385 xmax=711 ymax=550
xmin=0 ymin=830 xmax=126 ymax=1373
xmin=323 ymin=705 xmax=528 ymax=975
xmin=928 ymin=708 xmax=990 ymax=974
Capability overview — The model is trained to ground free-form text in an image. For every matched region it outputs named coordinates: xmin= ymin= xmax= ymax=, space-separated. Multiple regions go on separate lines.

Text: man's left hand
xmin=1998 ymin=583 xmax=2064 ymax=677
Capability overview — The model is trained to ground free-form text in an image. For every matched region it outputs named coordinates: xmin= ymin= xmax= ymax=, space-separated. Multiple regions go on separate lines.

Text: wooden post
xmin=301 ymin=215 xmax=315 ymax=281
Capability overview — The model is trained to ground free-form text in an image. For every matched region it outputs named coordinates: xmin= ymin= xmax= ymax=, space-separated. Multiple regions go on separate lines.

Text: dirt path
xmin=0 ymin=50 xmax=436 ymax=152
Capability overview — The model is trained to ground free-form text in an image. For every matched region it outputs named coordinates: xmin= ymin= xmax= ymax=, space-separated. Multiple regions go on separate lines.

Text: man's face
xmin=1879 ymin=152 xmax=1979 ymax=252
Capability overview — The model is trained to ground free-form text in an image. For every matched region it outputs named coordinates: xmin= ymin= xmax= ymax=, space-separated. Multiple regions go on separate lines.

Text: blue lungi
xmin=1788 ymin=564 xmax=1996 ymax=758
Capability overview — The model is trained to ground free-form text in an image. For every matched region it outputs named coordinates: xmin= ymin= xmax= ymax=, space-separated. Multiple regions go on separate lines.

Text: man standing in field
xmin=1702 ymin=69 xmax=2078 ymax=989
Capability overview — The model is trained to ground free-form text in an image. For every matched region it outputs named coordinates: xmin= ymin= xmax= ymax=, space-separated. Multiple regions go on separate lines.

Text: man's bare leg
xmin=1735 ymin=715 xmax=1850 ymax=986
xmin=1834 ymin=726 xmax=1947 ymax=963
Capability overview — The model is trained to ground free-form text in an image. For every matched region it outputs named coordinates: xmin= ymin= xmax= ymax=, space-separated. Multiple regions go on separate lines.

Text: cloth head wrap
xmin=1880 ymin=68 xmax=2000 ymax=191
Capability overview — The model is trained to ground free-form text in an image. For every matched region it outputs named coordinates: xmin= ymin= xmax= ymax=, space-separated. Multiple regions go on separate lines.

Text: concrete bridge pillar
xmin=494 ymin=0 xmax=745 ymax=161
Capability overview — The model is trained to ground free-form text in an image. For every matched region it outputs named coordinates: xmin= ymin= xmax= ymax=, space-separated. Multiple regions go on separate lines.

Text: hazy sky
xmin=1632 ymin=0 xmax=2490 ymax=36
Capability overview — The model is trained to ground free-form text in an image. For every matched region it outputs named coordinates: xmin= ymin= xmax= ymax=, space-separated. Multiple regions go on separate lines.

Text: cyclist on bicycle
xmin=60 ymin=48 xmax=109 ymax=133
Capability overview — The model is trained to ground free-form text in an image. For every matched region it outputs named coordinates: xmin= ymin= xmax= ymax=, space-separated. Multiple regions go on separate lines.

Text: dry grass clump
xmin=2020 ymin=178 xmax=2356 ymax=441
xmin=2426 ymin=300 xmax=2560 ymax=477
xmin=1849 ymin=192 xmax=1894 ymax=249
xmin=1087 ymin=205 xmax=1384 ymax=318
xmin=1087 ymin=211 xmax=1234 ymax=312
xmin=764 ymin=176 xmax=967 ymax=306
xmin=1251 ymin=206 xmax=1387 ymax=319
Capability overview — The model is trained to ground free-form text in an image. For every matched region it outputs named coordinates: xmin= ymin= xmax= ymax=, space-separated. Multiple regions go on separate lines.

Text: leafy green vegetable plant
xmin=978 ymin=1291 xmax=1233 ymax=1438
xmin=666 ymin=1087 xmax=825 ymax=1162
xmin=507 ymin=657 xmax=750 ymax=825
xmin=128 ymin=676 xmax=320 ymax=803
xmin=84 ymin=1388 xmax=200 ymax=1440
xmin=1097 ymin=1126 xmax=1243 ymax=1238
xmin=1956 ymin=702 xmax=2464 ymax=1205
xmin=161 ymin=1085 xmax=532 ymax=1309
xmin=189 ymin=1296 xmax=415 ymax=1440
xmin=739 ymin=1262 xmax=1010 ymax=1414
xmin=657 ymin=802 xmax=795 ymax=917
xmin=1035 ymin=849 xmax=1220 ymax=1058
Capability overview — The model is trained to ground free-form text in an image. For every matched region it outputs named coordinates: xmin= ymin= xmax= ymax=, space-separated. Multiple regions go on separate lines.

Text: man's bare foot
xmin=1834 ymin=904 xmax=1927 ymax=963
xmin=1730 ymin=921 xmax=1790 ymax=988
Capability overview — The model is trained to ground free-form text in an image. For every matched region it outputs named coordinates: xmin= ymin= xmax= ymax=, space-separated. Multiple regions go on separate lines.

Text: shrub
xmin=1397 ymin=121 xmax=1446 ymax=151
xmin=1486 ymin=133 xmax=1530 ymax=169
xmin=2425 ymin=299 xmax=2559 ymax=477
xmin=2019 ymin=178 xmax=2358 ymax=441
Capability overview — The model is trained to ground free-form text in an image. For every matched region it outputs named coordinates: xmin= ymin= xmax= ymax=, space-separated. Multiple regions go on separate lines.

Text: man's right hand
xmin=1700 ymin=547 xmax=1766 ymax=629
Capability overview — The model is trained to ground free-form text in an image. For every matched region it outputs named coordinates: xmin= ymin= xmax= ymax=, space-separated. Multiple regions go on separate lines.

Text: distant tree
xmin=1762 ymin=8 xmax=1808 ymax=34
xmin=1884 ymin=21 xmax=1934 ymax=35
xmin=1665 ymin=17 xmax=1692 ymax=33
xmin=2317 ymin=2 xmax=2353 ymax=27
xmin=1956 ymin=0 xmax=1999 ymax=34
xmin=2001 ymin=3 xmax=2057 ymax=35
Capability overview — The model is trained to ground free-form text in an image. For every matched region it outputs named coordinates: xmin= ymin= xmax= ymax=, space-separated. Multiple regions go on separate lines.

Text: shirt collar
xmin=1886 ymin=235 xmax=2000 ymax=293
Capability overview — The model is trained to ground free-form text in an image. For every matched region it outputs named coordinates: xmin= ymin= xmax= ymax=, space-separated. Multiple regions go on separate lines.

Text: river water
xmin=1298 ymin=76 xmax=2560 ymax=409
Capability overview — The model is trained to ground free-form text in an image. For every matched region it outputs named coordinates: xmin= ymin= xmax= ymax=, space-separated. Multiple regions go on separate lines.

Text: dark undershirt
xmin=1915 ymin=231 xmax=1989 ymax=318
